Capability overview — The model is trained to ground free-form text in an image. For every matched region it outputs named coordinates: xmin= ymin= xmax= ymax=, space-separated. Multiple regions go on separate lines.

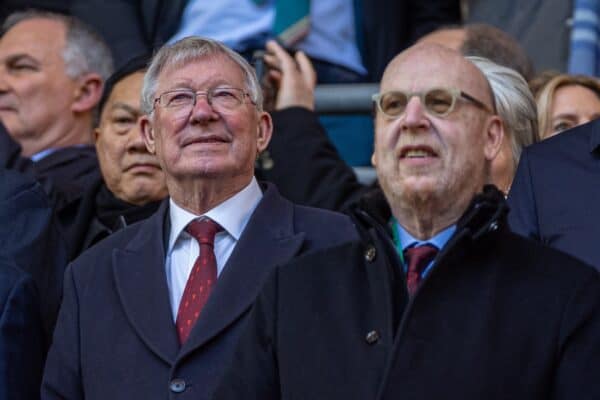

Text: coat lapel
xmin=112 ymin=200 xmax=180 ymax=364
xmin=179 ymin=184 xmax=305 ymax=357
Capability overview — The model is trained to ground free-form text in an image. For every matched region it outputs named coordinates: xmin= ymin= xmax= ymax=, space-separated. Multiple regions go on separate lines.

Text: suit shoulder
xmin=294 ymin=205 xmax=358 ymax=247
xmin=525 ymin=123 xmax=591 ymax=161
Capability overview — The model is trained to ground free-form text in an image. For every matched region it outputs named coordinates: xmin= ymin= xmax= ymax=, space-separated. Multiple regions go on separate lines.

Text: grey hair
xmin=2 ymin=10 xmax=114 ymax=81
xmin=141 ymin=36 xmax=263 ymax=115
xmin=467 ymin=56 xmax=538 ymax=170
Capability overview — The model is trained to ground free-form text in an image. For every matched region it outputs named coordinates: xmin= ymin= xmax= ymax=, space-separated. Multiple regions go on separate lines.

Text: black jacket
xmin=213 ymin=186 xmax=600 ymax=400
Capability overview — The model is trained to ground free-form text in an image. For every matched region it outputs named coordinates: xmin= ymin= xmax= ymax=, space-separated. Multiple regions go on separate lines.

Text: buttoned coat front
xmin=41 ymin=183 xmax=357 ymax=400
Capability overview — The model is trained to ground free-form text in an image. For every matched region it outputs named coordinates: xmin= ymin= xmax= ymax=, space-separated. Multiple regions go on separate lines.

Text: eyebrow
xmin=109 ymin=102 xmax=140 ymax=115
xmin=5 ymin=53 xmax=40 ymax=66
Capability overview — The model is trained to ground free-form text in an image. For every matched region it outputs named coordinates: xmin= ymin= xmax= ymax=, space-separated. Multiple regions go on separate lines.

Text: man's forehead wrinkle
xmin=158 ymin=56 xmax=244 ymax=91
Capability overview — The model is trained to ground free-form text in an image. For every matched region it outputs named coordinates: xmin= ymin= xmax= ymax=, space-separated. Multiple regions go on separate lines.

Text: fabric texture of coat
xmin=213 ymin=186 xmax=600 ymax=400
xmin=42 ymin=183 xmax=358 ymax=400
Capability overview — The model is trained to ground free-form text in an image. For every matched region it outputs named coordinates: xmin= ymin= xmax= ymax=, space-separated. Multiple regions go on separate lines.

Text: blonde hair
xmin=536 ymin=73 xmax=600 ymax=139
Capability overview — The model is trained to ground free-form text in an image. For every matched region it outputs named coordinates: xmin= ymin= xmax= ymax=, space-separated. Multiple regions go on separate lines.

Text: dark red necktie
xmin=404 ymin=244 xmax=438 ymax=296
xmin=175 ymin=218 xmax=222 ymax=344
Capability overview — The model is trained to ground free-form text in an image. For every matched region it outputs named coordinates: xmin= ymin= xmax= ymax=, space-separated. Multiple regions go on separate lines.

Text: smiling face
xmin=95 ymin=71 xmax=167 ymax=205
xmin=0 ymin=18 xmax=79 ymax=156
xmin=545 ymin=84 xmax=600 ymax=139
xmin=141 ymin=54 xmax=272 ymax=196
xmin=372 ymin=44 xmax=502 ymax=227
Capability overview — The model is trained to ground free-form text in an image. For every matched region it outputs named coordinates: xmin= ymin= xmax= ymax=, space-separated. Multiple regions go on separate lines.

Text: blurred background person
xmin=535 ymin=73 xmax=600 ymax=139
xmin=0 ymin=10 xmax=112 ymax=202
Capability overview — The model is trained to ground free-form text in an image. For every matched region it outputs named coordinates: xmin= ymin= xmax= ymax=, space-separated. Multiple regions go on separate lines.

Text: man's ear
xmin=139 ymin=115 xmax=156 ymax=154
xmin=93 ymin=126 xmax=100 ymax=144
xmin=256 ymin=111 xmax=273 ymax=153
xmin=483 ymin=115 xmax=504 ymax=161
xmin=71 ymin=73 xmax=104 ymax=113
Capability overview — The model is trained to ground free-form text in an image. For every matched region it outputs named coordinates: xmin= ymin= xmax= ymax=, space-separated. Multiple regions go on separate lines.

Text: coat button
xmin=365 ymin=330 xmax=380 ymax=344
xmin=169 ymin=378 xmax=186 ymax=393
xmin=364 ymin=245 xmax=376 ymax=262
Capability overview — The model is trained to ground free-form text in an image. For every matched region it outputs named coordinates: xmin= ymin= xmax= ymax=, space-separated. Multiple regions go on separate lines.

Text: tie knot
xmin=186 ymin=218 xmax=222 ymax=246
xmin=404 ymin=244 xmax=438 ymax=276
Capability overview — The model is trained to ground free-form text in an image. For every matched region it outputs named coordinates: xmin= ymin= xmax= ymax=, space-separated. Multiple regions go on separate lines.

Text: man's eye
xmin=167 ymin=93 xmax=194 ymax=106
xmin=112 ymin=116 xmax=136 ymax=125
xmin=212 ymin=89 xmax=238 ymax=99
xmin=9 ymin=63 xmax=37 ymax=72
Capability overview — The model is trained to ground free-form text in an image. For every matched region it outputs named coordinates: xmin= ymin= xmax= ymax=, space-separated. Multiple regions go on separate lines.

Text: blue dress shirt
xmin=393 ymin=219 xmax=456 ymax=278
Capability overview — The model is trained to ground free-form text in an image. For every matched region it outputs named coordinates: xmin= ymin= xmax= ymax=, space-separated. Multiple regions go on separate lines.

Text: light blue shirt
xmin=30 ymin=148 xmax=57 ymax=162
xmin=169 ymin=0 xmax=366 ymax=74
xmin=395 ymin=221 xmax=456 ymax=278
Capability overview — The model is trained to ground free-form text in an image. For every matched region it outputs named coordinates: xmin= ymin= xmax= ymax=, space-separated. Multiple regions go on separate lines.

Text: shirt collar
xmin=167 ymin=177 xmax=263 ymax=252
xmin=396 ymin=220 xmax=456 ymax=251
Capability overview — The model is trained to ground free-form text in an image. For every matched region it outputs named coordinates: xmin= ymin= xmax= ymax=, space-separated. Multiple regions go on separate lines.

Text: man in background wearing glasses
xmin=41 ymin=37 xmax=357 ymax=400
xmin=213 ymin=43 xmax=600 ymax=400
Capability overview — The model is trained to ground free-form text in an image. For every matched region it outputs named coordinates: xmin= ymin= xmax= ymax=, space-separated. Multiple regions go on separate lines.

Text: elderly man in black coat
xmin=213 ymin=44 xmax=600 ymax=400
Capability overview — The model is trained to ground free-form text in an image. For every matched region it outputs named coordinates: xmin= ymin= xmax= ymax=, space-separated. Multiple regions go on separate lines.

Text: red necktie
xmin=175 ymin=218 xmax=222 ymax=344
xmin=404 ymin=244 xmax=438 ymax=296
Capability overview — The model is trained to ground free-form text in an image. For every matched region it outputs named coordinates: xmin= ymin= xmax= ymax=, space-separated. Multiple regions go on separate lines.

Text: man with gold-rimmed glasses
xmin=42 ymin=36 xmax=357 ymax=400
xmin=213 ymin=43 xmax=600 ymax=400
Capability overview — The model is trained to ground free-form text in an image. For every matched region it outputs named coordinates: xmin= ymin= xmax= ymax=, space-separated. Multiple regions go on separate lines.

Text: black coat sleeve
xmin=41 ymin=263 xmax=84 ymax=400
xmin=258 ymin=107 xmax=371 ymax=212
xmin=0 ymin=263 xmax=44 ymax=400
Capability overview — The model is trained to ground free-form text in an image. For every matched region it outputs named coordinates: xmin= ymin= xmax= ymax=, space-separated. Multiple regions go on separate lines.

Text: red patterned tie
xmin=176 ymin=218 xmax=222 ymax=344
xmin=404 ymin=244 xmax=438 ymax=297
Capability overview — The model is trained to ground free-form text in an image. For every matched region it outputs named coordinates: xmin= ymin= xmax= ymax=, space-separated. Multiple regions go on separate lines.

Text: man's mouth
xmin=400 ymin=146 xmax=438 ymax=159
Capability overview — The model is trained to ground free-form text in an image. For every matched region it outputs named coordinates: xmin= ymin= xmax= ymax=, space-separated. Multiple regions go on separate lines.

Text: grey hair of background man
xmin=2 ymin=10 xmax=114 ymax=82
xmin=141 ymin=37 xmax=263 ymax=115
xmin=467 ymin=56 xmax=538 ymax=170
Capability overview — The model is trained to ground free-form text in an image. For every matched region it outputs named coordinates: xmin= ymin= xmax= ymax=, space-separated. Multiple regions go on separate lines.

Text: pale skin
xmin=140 ymin=55 xmax=273 ymax=215
xmin=544 ymin=84 xmax=600 ymax=139
xmin=0 ymin=18 xmax=103 ymax=156
xmin=372 ymin=44 xmax=503 ymax=239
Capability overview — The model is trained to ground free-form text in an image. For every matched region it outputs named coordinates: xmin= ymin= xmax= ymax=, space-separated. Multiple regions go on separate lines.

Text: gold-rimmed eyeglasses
xmin=153 ymin=87 xmax=255 ymax=114
xmin=372 ymin=88 xmax=494 ymax=118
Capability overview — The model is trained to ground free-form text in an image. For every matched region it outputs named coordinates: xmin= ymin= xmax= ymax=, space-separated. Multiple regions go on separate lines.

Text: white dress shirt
xmin=165 ymin=177 xmax=263 ymax=320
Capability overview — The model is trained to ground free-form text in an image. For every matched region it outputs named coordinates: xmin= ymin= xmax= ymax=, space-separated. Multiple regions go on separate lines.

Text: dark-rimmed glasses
xmin=372 ymin=88 xmax=494 ymax=118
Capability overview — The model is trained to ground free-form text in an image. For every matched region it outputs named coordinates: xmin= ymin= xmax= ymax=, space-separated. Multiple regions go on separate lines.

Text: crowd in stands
xmin=0 ymin=1 xmax=599 ymax=399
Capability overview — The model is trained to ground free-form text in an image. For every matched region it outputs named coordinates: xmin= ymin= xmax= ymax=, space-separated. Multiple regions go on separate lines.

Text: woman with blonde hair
xmin=536 ymin=73 xmax=600 ymax=139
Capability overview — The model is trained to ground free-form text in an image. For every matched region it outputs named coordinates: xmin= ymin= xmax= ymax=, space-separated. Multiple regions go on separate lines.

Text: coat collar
xmin=111 ymin=183 xmax=305 ymax=363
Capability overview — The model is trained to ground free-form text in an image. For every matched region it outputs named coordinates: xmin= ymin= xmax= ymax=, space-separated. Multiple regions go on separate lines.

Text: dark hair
xmin=95 ymin=53 xmax=151 ymax=126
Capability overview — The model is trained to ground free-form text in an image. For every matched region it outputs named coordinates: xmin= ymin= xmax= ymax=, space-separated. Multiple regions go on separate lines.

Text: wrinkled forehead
xmin=157 ymin=53 xmax=245 ymax=89
xmin=381 ymin=44 xmax=492 ymax=103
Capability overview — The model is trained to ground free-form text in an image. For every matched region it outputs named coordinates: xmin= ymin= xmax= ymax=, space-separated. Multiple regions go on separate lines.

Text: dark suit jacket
xmin=0 ymin=122 xmax=99 ymax=210
xmin=508 ymin=119 xmax=600 ymax=271
xmin=0 ymin=259 xmax=45 ymax=400
xmin=214 ymin=187 xmax=600 ymax=400
xmin=71 ymin=0 xmax=460 ymax=80
xmin=0 ymin=169 xmax=67 ymax=347
xmin=42 ymin=183 xmax=358 ymax=400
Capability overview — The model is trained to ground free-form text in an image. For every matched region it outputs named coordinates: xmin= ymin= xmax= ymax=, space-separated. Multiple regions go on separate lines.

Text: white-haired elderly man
xmin=41 ymin=37 xmax=357 ymax=400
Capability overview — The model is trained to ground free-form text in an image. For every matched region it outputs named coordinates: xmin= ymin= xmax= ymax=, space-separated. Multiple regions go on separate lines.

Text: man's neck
xmin=20 ymin=118 xmax=93 ymax=157
xmin=390 ymin=191 xmax=473 ymax=240
xmin=168 ymin=175 xmax=254 ymax=215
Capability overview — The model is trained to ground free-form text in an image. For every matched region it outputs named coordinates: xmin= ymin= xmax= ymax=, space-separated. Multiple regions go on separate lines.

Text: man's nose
xmin=190 ymin=93 xmax=218 ymax=123
xmin=400 ymin=96 xmax=430 ymax=131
